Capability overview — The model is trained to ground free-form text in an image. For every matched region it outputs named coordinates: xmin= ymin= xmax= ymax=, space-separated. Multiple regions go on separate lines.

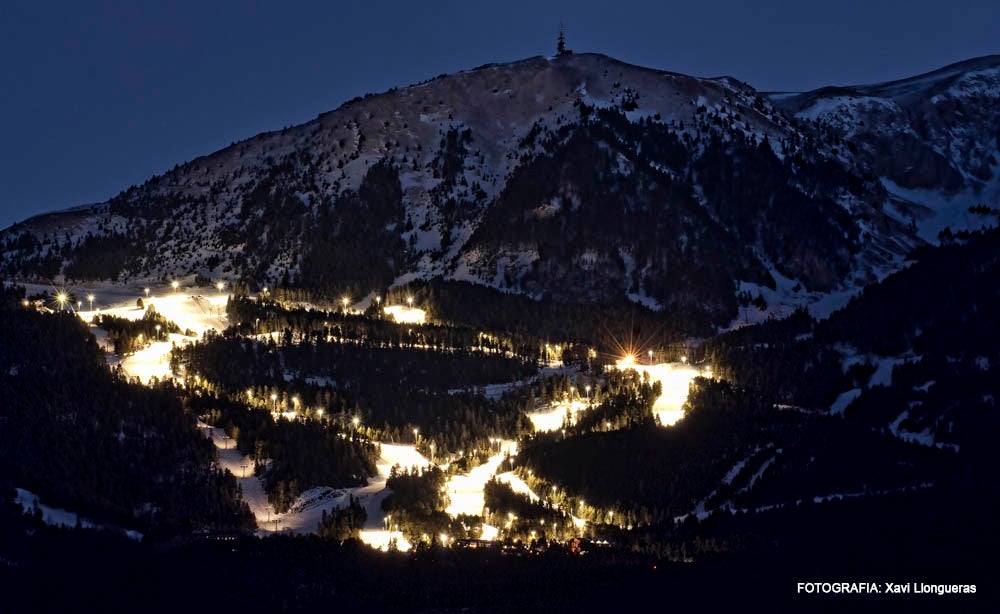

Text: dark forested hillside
xmin=0 ymin=286 xmax=255 ymax=536
xmin=172 ymin=328 xmax=535 ymax=457
xmin=296 ymin=158 xmax=408 ymax=295
xmin=704 ymin=226 xmax=1000 ymax=453
xmin=460 ymin=104 xmax=878 ymax=326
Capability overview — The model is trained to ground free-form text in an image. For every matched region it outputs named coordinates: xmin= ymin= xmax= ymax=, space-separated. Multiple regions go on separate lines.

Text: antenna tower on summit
xmin=557 ymin=23 xmax=571 ymax=56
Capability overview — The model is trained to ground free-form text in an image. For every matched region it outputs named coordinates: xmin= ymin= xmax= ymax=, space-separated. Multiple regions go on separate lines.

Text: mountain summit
xmin=5 ymin=52 xmax=996 ymax=328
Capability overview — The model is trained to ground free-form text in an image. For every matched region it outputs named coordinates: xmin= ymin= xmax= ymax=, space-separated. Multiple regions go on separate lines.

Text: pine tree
xmin=557 ymin=23 xmax=568 ymax=55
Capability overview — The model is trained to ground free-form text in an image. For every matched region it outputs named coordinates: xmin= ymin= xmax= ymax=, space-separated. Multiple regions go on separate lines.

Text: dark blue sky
xmin=2 ymin=1 xmax=997 ymax=228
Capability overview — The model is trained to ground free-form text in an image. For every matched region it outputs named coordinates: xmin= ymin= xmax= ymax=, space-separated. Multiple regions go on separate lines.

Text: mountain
xmin=3 ymin=52 xmax=997 ymax=603
xmin=770 ymin=55 xmax=1000 ymax=242
xmin=9 ymin=52 xmax=997 ymax=329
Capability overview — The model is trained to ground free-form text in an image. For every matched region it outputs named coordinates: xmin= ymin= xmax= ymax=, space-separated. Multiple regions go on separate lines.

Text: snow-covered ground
xmin=198 ymin=423 xmax=272 ymax=530
xmin=882 ymin=178 xmax=999 ymax=243
xmin=527 ymin=357 xmax=711 ymax=431
xmin=324 ymin=441 xmax=424 ymax=550
xmin=527 ymin=360 xmax=700 ymax=431
xmin=92 ymin=289 xmax=228 ymax=383
xmin=195 ymin=433 xmax=533 ymax=547
xmin=830 ymin=350 xmax=915 ymax=416
xmin=31 ymin=283 xmax=416 ymax=546
xmin=613 ymin=358 xmax=702 ymax=426
xmin=527 ymin=399 xmax=587 ymax=432
xmin=887 ymin=409 xmax=960 ymax=452
xmin=200 ymin=420 xmax=425 ymax=549
xmin=444 ymin=440 xmax=517 ymax=518
xmin=494 ymin=471 xmax=539 ymax=502
xmin=830 ymin=388 xmax=862 ymax=415
xmin=728 ymin=267 xmax=860 ymax=331
xmin=14 ymin=488 xmax=143 ymax=541
xmin=28 ymin=281 xmax=232 ymax=383
xmin=721 ymin=455 xmax=752 ymax=486
xmin=494 ymin=472 xmax=587 ymax=529
xmin=382 ymin=304 xmax=426 ymax=324
xmin=204 ymin=430 xmax=529 ymax=549
xmin=252 ymin=437 xmax=526 ymax=547
xmin=25 ymin=281 xmax=593 ymax=546
xmin=114 ymin=336 xmax=180 ymax=383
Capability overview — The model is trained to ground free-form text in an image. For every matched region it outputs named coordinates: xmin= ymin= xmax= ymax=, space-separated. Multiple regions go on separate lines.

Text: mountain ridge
xmin=6 ymin=51 xmax=996 ymax=330
xmin=770 ymin=54 xmax=1000 ymax=243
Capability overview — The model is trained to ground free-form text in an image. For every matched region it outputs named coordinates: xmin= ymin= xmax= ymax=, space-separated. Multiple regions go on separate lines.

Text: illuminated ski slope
xmin=72 ymin=283 xmax=230 ymax=383
xmin=59 ymin=282 xmax=594 ymax=544
xmin=382 ymin=304 xmax=426 ymax=324
xmin=614 ymin=356 xmax=703 ymax=426
xmin=526 ymin=399 xmax=588 ymax=432
xmin=444 ymin=440 xmax=518 ymax=518
xmin=527 ymin=359 xmax=702 ymax=430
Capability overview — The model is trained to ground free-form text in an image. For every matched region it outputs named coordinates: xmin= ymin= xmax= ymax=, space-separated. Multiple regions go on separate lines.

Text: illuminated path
xmin=614 ymin=357 xmax=703 ymax=426
xmin=62 ymin=283 xmax=603 ymax=542
xmin=200 ymin=421 xmax=428 ymax=548
xmin=75 ymin=286 xmax=230 ymax=383
xmin=444 ymin=441 xmax=518 ymax=518
xmin=527 ymin=399 xmax=588 ymax=432
xmin=382 ymin=304 xmax=426 ymax=324
xmin=200 ymin=423 xmax=272 ymax=534
xmin=526 ymin=360 xmax=703 ymax=430
xmin=494 ymin=472 xmax=586 ymax=529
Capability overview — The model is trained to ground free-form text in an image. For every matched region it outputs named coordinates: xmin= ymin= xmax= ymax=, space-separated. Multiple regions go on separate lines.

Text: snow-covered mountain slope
xmin=771 ymin=55 xmax=1000 ymax=242
xmin=2 ymin=52 xmax=926 ymax=328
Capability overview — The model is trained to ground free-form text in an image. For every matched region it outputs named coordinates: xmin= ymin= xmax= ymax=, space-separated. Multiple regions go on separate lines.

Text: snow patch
xmin=14 ymin=488 xmax=143 ymax=541
xmin=830 ymin=388 xmax=861 ymax=415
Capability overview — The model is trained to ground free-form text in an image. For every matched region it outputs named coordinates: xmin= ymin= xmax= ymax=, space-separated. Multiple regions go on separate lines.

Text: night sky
xmin=2 ymin=1 xmax=997 ymax=228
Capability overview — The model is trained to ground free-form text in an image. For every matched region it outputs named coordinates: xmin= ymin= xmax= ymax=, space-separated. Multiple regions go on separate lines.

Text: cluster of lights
xmin=245 ymin=387 xmax=358 ymax=425
xmin=69 ymin=278 xmax=654 ymax=544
